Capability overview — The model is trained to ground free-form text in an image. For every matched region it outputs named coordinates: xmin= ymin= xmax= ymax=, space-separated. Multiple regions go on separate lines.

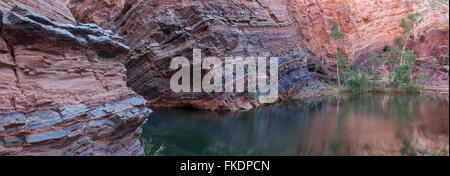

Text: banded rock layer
xmin=0 ymin=0 xmax=75 ymax=24
xmin=0 ymin=2 xmax=151 ymax=156
xmin=68 ymin=0 xmax=449 ymax=109
xmin=68 ymin=0 xmax=449 ymax=64
xmin=70 ymin=0 xmax=332 ymax=110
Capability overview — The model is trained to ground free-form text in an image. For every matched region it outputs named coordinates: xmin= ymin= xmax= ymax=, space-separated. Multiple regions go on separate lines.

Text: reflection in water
xmin=141 ymin=94 xmax=449 ymax=156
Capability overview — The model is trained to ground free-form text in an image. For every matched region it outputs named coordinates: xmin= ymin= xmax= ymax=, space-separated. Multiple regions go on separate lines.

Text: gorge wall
xmin=292 ymin=0 xmax=449 ymax=86
xmin=0 ymin=1 xmax=151 ymax=155
xmin=1 ymin=0 xmax=448 ymax=155
xmin=69 ymin=0 xmax=334 ymax=110
xmin=68 ymin=0 xmax=449 ymax=63
xmin=0 ymin=0 xmax=75 ymax=24
xmin=68 ymin=0 xmax=449 ymax=110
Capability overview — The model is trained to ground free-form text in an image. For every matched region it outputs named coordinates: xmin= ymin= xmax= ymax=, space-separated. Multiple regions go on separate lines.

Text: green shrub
xmin=346 ymin=72 xmax=370 ymax=95
xmin=403 ymin=49 xmax=417 ymax=65
xmin=369 ymin=53 xmax=386 ymax=68
xmin=417 ymin=72 xmax=428 ymax=84
xmin=394 ymin=36 xmax=404 ymax=45
xmin=331 ymin=22 xmax=345 ymax=40
xmin=393 ymin=64 xmax=412 ymax=87
xmin=385 ymin=45 xmax=401 ymax=57
xmin=393 ymin=63 xmax=421 ymax=94
xmin=140 ymin=137 xmax=166 ymax=156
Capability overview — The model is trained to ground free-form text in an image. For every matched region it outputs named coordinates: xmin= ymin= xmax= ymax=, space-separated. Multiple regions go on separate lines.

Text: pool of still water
xmin=141 ymin=94 xmax=449 ymax=156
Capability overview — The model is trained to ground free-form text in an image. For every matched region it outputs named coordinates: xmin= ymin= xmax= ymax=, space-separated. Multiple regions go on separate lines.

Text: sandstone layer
xmin=68 ymin=0 xmax=449 ymax=64
xmin=0 ymin=2 xmax=151 ymax=155
xmin=68 ymin=0 xmax=449 ymax=110
xmin=70 ymin=0 xmax=333 ymax=110
xmin=292 ymin=0 xmax=449 ymax=86
xmin=0 ymin=0 xmax=75 ymax=24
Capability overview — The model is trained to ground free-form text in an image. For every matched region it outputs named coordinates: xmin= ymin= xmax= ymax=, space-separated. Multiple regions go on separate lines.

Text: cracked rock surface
xmin=69 ymin=0 xmax=333 ymax=110
xmin=68 ymin=0 xmax=449 ymax=110
xmin=0 ymin=1 xmax=151 ymax=156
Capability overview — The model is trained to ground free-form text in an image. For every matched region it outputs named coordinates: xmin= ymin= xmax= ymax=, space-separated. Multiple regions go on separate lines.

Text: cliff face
xmin=68 ymin=0 xmax=127 ymax=30
xmin=0 ymin=0 xmax=76 ymax=24
xmin=68 ymin=0 xmax=449 ymax=63
xmin=292 ymin=0 xmax=449 ymax=62
xmin=70 ymin=0 xmax=333 ymax=110
xmin=68 ymin=0 xmax=449 ymax=110
xmin=0 ymin=2 xmax=151 ymax=155
xmin=292 ymin=0 xmax=449 ymax=85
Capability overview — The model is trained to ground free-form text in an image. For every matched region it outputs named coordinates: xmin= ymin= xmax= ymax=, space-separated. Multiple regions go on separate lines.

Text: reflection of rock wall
xmin=302 ymin=106 xmax=404 ymax=156
xmin=410 ymin=97 xmax=449 ymax=156
xmin=301 ymin=95 xmax=449 ymax=156
xmin=0 ymin=2 xmax=151 ymax=155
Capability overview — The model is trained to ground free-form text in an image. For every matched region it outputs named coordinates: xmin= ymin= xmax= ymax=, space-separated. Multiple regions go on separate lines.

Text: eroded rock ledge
xmin=67 ymin=0 xmax=449 ymax=110
xmin=0 ymin=97 xmax=151 ymax=156
xmin=70 ymin=0 xmax=333 ymax=111
xmin=0 ymin=4 xmax=151 ymax=155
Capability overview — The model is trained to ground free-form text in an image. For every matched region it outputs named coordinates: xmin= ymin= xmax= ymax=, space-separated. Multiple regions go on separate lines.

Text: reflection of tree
xmin=302 ymin=94 xmax=448 ymax=155
xmin=142 ymin=94 xmax=448 ymax=156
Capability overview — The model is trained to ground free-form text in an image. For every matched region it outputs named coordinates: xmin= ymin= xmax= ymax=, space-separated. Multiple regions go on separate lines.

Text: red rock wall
xmin=291 ymin=0 xmax=449 ymax=63
xmin=66 ymin=0 xmax=449 ymax=110
xmin=0 ymin=2 xmax=151 ymax=156
xmin=112 ymin=0 xmax=332 ymax=110
xmin=68 ymin=0 xmax=449 ymax=62
xmin=0 ymin=0 xmax=75 ymax=24
xmin=68 ymin=0 xmax=127 ymax=29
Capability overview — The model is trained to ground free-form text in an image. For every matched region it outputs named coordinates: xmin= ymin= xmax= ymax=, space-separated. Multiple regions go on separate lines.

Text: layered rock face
xmin=68 ymin=0 xmax=449 ymax=63
xmin=68 ymin=0 xmax=449 ymax=110
xmin=291 ymin=0 xmax=449 ymax=62
xmin=0 ymin=3 xmax=151 ymax=155
xmin=292 ymin=0 xmax=449 ymax=86
xmin=0 ymin=0 xmax=76 ymax=24
xmin=68 ymin=0 xmax=127 ymax=30
xmin=69 ymin=0 xmax=332 ymax=110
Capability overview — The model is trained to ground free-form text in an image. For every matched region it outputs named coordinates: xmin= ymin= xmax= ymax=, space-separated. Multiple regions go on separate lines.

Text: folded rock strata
xmin=68 ymin=0 xmax=449 ymax=110
xmin=0 ymin=3 xmax=151 ymax=155
xmin=70 ymin=0 xmax=333 ymax=111
xmin=0 ymin=0 xmax=75 ymax=24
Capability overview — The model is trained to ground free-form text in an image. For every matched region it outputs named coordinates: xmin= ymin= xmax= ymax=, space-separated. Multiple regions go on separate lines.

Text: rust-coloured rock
xmin=291 ymin=0 xmax=449 ymax=63
xmin=0 ymin=3 xmax=151 ymax=156
xmin=0 ymin=0 xmax=75 ymax=24
xmin=68 ymin=0 xmax=449 ymax=63
xmin=68 ymin=0 xmax=127 ymax=30
xmin=67 ymin=0 xmax=449 ymax=110
xmin=70 ymin=0 xmax=333 ymax=110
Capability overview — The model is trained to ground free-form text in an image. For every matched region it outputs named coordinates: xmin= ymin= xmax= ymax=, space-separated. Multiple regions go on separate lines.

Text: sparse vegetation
xmin=398 ymin=12 xmax=422 ymax=65
xmin=331 ymin=22 xmax=345 ymax=40
xmin=332 ymin=13 xmax=428 ymax=95
xmin=330 ymin=22 xmax=346 ymax=87
xmin=140 ymin=137 xmax=166 ymax=156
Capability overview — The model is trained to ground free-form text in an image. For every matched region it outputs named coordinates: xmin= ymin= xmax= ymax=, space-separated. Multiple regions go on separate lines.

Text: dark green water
xmin=141 ymin=94 xmax=449 ymax=156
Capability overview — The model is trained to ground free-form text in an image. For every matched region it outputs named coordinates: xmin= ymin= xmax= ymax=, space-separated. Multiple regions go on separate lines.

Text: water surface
xmin=141 ymin=94 xmax=449 ymax=156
